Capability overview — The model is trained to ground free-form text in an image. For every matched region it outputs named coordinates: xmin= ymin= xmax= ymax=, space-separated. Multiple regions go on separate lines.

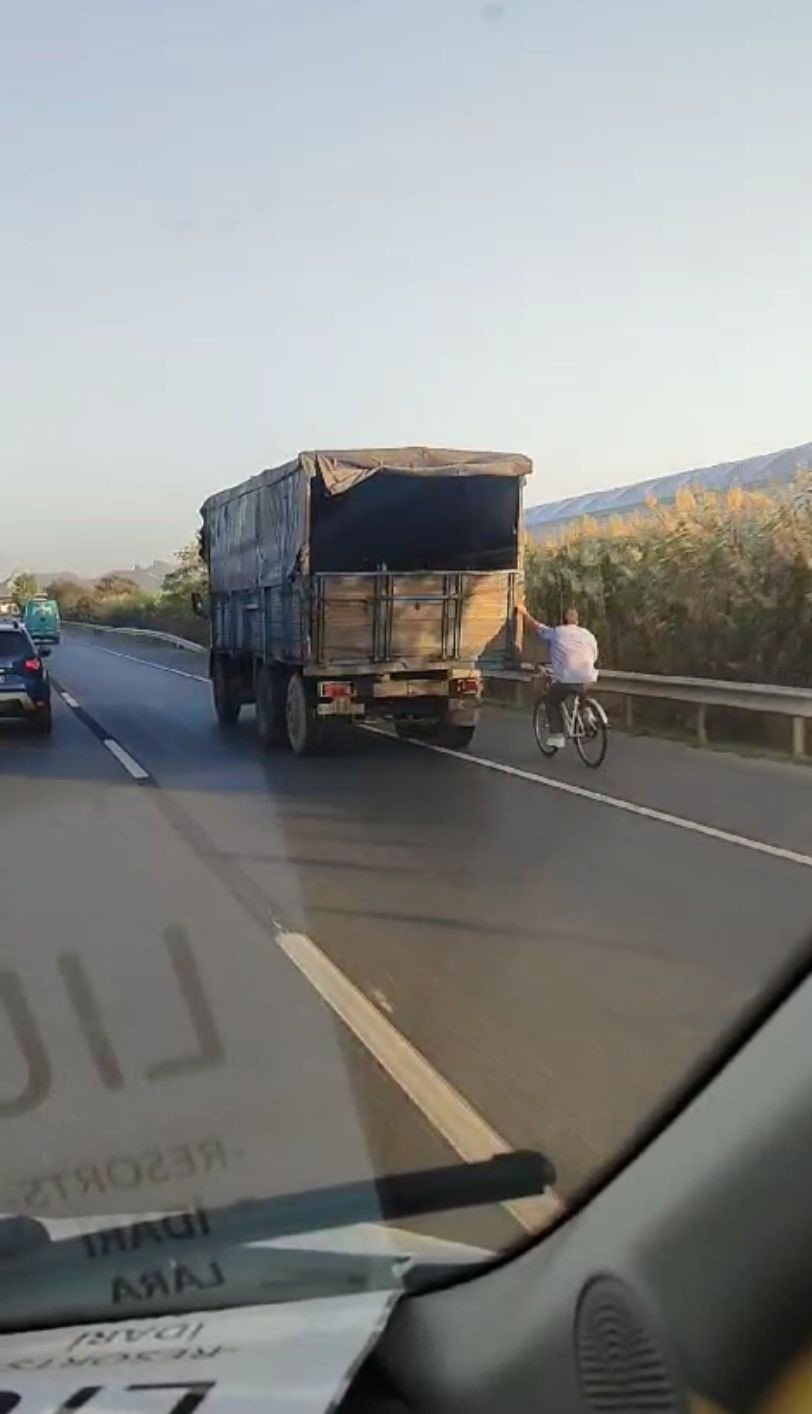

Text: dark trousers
xmin=547 ymin=681 xmax=585 ymax=734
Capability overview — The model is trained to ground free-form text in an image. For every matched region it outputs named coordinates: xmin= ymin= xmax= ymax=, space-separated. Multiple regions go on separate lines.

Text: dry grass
xmin=525 ymin=475 xmax=812 ymax=685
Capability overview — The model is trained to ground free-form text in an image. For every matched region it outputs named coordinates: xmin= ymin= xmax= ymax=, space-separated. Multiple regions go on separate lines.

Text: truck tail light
xmin=451 ymin=676 xmax=480 ymax=696
xmin=319 ymin=680 xmax=353 ymax=700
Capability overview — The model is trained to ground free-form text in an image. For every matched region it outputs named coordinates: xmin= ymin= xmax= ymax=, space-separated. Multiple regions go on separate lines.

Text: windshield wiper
xmin=201 ymin=1148 xmax=556 ymax=1246
xmin=0 ymin=1150 xmax=555 ymax=1328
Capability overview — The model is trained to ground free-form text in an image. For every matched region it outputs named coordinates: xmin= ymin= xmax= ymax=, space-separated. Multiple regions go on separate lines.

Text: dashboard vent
xmin=574 ymin=1275 xmax=687 ymax=1413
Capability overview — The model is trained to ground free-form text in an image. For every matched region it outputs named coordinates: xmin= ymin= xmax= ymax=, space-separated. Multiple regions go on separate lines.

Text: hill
xmin=525 ymin=439 xmax=812 ymax=541
xmin=0 ymin=561 xmax=174 ymax=595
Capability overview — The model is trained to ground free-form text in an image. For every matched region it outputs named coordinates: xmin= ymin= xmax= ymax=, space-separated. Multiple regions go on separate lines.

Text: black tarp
xmin=309 ymin=473 xmax=521 ymax=573
xmin=201 ymin=448 xmax=529 ymax=591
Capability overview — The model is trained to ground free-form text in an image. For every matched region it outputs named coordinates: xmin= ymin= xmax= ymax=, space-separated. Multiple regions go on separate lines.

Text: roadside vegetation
xmin=18 ymin=542 xmax=209 ymax=646
xmin=525 ymin=475 xmax=812 ymax=687
xmin=14 ymin=476 xmax=812 ymax=695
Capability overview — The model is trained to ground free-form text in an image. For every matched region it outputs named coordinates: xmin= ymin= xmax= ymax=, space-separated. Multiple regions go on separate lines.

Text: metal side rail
xmin=63 ymin=621 xmax=207 ymax=653
xmin=486 ymin=666 xmax=812 ymax=757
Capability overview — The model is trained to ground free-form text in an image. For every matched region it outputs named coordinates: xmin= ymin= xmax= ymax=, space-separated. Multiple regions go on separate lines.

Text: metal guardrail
xmin=64 ymin=622 xmax=206 ymax=653
xmin=487 ymin=667 xmax=812 ymax=757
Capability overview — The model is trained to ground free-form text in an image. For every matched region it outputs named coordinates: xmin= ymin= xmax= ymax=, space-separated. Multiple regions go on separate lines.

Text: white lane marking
xmin=103 ymin=738 xmax=151 ymax=781
xmin=365 ymin=726 xmax=812 ymax=871
xmin=274 ymin=929 xmax=563 ymax=1233
xmin=61 ymin=692 xmax=80 ymax=709
xmin=370 ymin=986 xmax=394 ymax=1015
xmin=66 ymin=645 xmax=559 ymax=1226
xmin=81 ymin=643 xmax=209 ymax=683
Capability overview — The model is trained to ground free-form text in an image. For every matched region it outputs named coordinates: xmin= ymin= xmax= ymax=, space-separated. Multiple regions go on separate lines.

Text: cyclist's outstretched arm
xmin=515 ymin=602 xmax=548 ymax=637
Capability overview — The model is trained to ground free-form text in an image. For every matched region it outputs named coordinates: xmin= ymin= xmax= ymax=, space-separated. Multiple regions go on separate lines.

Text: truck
xmin=198 ymin=446 xmax=529 ymax=754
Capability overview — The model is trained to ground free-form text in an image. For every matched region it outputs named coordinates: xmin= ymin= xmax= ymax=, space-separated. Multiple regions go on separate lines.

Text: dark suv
xmin=0 ymin=621 xmax=53 ymax=734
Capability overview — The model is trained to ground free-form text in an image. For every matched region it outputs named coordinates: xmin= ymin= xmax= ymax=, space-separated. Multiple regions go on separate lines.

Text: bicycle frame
xmin=537 ymin=673 xmax=587 ymax=740
xmin=560 ymin=696 xmax=584 ymax=740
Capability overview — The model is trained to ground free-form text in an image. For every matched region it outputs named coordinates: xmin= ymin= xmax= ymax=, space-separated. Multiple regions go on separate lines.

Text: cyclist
xmin=515 ymin=601 xmax=599 ymax=748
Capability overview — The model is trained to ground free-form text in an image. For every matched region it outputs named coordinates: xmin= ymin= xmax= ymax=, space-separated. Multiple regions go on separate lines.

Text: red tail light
xmin=23 ymin=658 xmax=42 ymax=673
xmin=451 ymin=676 xmax=481 ymax=696
xmin=319 ymin=680 xmax=353 ymax=699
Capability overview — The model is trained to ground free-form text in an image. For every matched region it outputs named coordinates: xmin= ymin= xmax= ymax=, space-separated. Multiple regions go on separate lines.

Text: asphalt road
xmin=3 ymin=627 xmax=812 ymax=1253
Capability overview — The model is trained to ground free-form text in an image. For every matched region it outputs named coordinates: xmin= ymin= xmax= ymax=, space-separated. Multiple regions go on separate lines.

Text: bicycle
xmin=532 ymin=669 xmax=609 ymax=768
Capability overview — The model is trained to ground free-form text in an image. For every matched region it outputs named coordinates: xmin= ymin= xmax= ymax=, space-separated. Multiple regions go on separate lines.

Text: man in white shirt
xmin=516 ymin=601 xmax=599 ymax=749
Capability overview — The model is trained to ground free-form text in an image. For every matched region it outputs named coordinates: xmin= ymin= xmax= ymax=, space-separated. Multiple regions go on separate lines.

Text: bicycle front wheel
xmin=574 ymin=697 xmax=608 ymax=768
xmin=533 ymin=699 xmax=559 ymax=756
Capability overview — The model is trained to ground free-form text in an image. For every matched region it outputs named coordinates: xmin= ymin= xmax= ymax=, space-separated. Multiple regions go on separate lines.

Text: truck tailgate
xmin=310 ymin=571 xmax=517 ymax=669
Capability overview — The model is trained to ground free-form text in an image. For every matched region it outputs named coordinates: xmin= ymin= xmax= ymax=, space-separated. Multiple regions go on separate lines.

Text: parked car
xmin=0 ymin=621 xmax=53 ymax=734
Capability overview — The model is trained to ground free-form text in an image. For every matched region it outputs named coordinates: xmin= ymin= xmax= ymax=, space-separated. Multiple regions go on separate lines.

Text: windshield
xmin=1 ymin=0 xmax=811 ymax=1330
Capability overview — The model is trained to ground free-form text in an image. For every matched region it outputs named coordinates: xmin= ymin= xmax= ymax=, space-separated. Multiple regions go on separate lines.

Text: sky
xmin=1 ymin=0 xmax=811 ymax=575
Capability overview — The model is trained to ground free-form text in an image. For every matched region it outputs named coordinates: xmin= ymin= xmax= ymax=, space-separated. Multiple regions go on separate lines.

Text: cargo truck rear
xmin=199 ymin=447 xmax=529 ymax=754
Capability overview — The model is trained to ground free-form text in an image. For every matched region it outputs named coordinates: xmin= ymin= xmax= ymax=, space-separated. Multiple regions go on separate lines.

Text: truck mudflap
xmin=446 ymin=701 xmax=479 ymax=727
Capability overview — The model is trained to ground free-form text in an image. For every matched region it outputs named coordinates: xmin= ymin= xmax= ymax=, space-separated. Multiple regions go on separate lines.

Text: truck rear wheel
xmin=212 ymin=657 xmax=241 ymax=726
xmin=285 ymin=672 xmax=324 ymax=755
xmin=395 ymin=720 xmax=476 ymax=750
xmin=30 ymin=701 xmax=53 ymax=736
xmin=435 ymin=724 xmax=476 ymax=750
xmin=395 ymin=720 xmax=442 ymax=741
xmin=256 ymin=665 xmax=286 ymax=748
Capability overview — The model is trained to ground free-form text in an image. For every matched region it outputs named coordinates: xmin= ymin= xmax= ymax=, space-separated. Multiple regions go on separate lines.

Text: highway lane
xmin=0 ymin=678 xmax=519 ymax=1251
xmin=40 ymin=630 xmax=812 ymax=1202
xmin=471 ymin=702 xmax=812 ymax=861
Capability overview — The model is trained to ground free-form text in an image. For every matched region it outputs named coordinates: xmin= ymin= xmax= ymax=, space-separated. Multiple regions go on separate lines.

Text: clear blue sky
xmin=2 ymin=0 xmax=810 ymax=574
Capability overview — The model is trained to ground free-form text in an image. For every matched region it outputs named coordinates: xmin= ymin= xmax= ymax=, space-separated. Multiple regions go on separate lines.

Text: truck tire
xmin=395 ymin=720 xmax=442 ymax=741
xmin=256 ymin=665 xmax=286 ymax=749
xmin=31 ymin=701 xmax=53 ymax=736
xmin=435 ymin=724 xmax=476 ymax=750
xmin=395 ymin=720 xmax=475 ymax=750
xmin=212 ymin=657 xmax=241 ymax=726
xmin=285 ymin=671 xmax=324 ymax=755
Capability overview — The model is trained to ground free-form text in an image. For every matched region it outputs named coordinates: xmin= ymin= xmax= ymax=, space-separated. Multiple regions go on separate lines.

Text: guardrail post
xmin=792 ymin=716 xmax=805 ymax=758
xmin=696 ymin=702 xmax=707 ymax=746
xmin=624 ymin=695 xmax=634 ymax=730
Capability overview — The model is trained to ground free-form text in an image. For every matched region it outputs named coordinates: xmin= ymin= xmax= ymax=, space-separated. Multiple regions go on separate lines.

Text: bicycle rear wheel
xmin=533 ymin=699 xmax=559 ymax=756
xmin=574 ymin=697 xmax=608 ymax=767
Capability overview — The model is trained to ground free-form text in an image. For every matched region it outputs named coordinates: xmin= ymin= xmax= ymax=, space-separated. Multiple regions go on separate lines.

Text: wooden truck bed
xmin=308 ymin=569 xmax=519 ymax=672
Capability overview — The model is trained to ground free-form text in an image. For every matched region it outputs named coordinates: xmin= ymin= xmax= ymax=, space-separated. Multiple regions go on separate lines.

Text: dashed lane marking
xmin=103 ymin=738 xmax=151 ymax=781
xmin=52 ymin=676 xmax=153 ymax=784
